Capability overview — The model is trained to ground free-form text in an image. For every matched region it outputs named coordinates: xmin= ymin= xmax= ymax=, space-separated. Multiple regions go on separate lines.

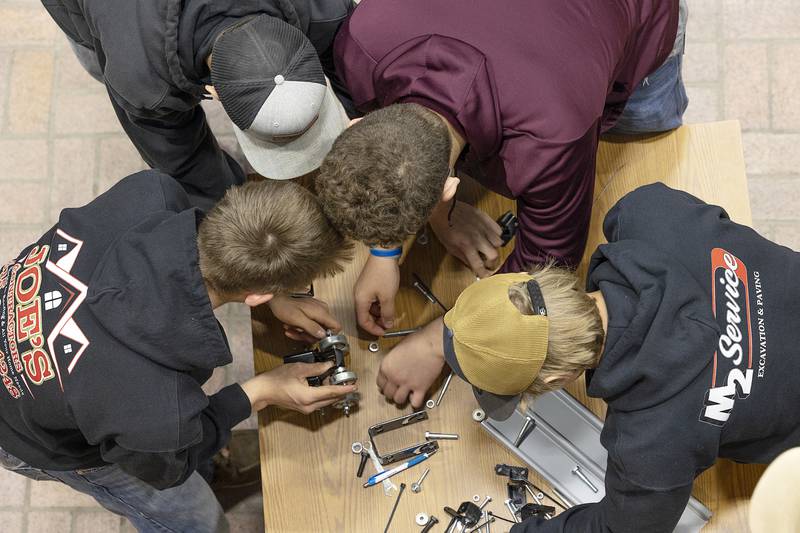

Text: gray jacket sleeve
xmin=107 ymin=89 xmax=245 ymax=205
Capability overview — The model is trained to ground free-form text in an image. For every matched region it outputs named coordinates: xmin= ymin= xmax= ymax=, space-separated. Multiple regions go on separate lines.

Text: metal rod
xmin=435 ymin=372 xmax=454 ymax=407
xmin=383 ymin=483 xmax=406 ymax=533
xmin=382 ymin=327 xmax=422 ymax=338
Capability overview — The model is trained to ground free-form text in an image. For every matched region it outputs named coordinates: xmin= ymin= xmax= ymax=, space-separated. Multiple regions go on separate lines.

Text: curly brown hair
xmin=198 ymin=180 xmax=352 ymax=295
xmin=315 ymin=103 xmax=451 ymax=246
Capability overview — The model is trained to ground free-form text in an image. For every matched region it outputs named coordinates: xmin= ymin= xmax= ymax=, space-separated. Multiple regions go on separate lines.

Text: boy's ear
xmin=244 ymin=293 xmax=273 ymax=308
xmin=440 ymin=176 xmax=460 ymax=203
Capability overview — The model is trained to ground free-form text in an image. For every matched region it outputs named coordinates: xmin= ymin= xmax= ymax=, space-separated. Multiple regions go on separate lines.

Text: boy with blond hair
xmin=0 ymin=170 xmax=353 ymax=532
xmin=378 ymin=183 xmax=800 ymax=532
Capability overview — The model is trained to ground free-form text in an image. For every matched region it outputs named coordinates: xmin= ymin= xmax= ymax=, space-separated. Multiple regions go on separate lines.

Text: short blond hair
xmin=508 ymin=263 xmax=604 ymax=397
xmin=197 ymin=180 xmax=352 ymax=295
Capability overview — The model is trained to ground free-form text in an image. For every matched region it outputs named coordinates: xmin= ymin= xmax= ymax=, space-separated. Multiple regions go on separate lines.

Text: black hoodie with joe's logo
xmin=0 ymin=171 xmax=251 ymax=489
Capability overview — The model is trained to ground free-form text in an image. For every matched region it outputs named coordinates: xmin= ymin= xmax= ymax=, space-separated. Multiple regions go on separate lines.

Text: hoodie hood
xmin=85 ymin=208 xmax=231 ymax=373
xmin=586 ymin=239 xmax=720 ymax=412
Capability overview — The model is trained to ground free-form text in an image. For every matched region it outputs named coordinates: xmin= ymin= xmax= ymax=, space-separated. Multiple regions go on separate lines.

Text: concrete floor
xmin=1 ymin=0 xmax=799 ymax=531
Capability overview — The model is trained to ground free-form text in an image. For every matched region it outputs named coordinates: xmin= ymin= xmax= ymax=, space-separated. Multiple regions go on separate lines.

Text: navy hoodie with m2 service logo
xmin=0 ymin=171 xmax=251 ymax=489
xmin=513 ymin=183 xmax=800 ymax=533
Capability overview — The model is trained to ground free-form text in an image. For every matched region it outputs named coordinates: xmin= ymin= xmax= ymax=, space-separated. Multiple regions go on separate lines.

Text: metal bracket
xmin=368 ymin=410 xmax=440 ymax=465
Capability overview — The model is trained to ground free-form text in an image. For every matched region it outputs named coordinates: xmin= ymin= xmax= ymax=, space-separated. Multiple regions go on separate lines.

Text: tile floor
xmin=1 ymin=0 xmax=798 ymax=531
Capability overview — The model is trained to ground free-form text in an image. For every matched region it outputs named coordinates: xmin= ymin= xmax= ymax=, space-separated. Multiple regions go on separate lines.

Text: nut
xmin=415 ymin=513 xmax=429 ymax=526
xmin=472 ymin=494 xmax=481 ymax=502
xmin=368 ymin=342 xmax=380 ymax=353
xmin=472 ymin=408 xmax=486 ymax=422
xmin=351 ymin=442 xmax=363 ymax=454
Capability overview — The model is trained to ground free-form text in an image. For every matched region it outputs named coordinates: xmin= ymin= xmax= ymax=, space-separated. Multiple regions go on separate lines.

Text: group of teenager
xmin=1 ymin=0 xmax=797 ymax=532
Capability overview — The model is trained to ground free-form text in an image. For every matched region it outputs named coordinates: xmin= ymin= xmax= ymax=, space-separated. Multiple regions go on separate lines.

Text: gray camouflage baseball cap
xmin=211 ymin=15 xmax=348 ymax=180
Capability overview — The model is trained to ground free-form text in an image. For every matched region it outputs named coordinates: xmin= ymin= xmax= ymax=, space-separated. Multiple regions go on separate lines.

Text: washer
xmin=351 ymin=442 xmax=363 ymax=454
xmin=425 ymin=399 xmax=436 ymax=410
xmin=472 ymin=408 xmax=486 ymax=422
xmin=368 ymin=342 xmax=380 ymax=353
xmin=415 ymin=513 xmax=429 ymax=526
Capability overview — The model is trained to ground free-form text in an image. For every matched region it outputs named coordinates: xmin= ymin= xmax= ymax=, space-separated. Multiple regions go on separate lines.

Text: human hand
xmin=429 ymin=200 xmax=503 ymax=277
xmin=354 ymin=254 xmax=400 ymax=336
xmin=241 ymin=362 xmax=357 ymax=414
xmin=268 ymin=295 xmax=341 ymax=344
xmin=376 ymin=318 xmax=446 ymax=408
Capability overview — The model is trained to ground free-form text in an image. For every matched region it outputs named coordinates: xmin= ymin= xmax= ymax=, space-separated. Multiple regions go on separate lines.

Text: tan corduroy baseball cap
xmin=749 ymin=447 xmax=800 ymax=533
xmin=443 ymin=273 xmax=549 ymax=421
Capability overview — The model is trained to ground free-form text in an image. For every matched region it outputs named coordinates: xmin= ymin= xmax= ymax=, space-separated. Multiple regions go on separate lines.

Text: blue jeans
xmin=0 ymin=447 xmax=227 ymax=533
xmin=608 ymin=0 xmax=689 ymax=134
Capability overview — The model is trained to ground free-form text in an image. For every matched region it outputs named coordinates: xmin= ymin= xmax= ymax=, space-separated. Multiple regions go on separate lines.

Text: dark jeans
xmin=0 ymin=447 xmax=227 ymax=533
xmin=608 ymin=0 xmax=689 ymax=134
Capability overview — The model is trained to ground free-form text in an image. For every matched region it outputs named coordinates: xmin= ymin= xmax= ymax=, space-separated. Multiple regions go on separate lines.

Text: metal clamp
xmin=368 ymin=411 xmax=440 ymax=465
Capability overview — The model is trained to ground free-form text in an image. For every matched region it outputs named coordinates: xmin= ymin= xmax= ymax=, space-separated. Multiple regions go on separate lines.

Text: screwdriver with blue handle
xmin=363 ymin=450 xmax=437 ymax=488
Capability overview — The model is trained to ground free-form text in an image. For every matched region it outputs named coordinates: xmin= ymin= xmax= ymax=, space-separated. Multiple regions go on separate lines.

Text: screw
xmin=410 ymin=467 xmax=430 ymax=493
xmin=382 ymin=327 xmax=421 ymax=338
xmin=513 ymin=416 xmax=536 ymax=447
xmin=424 ymin=431 xmax=459 ymax=441
xmin=435 ymin=372 xmax=454 ymax=406
xmin=571 ymin=465 xmax=599 ymax=493
xmin=383 ymin=483 xmax=406 ymax=533
xmin=504 ymin=499 xmax=520 ymax=523
xmin=478 ymin=496 xmax=492 ymax=510
xmin=420 ymin=515 xmax=439 ymax=533
xmin=356 ymin=450 xmax=369 ymax=478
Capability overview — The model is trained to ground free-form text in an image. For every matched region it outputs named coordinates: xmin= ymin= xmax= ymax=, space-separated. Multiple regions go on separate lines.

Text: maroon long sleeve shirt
xmin=334 ymin=0 xmax=678 ymax=270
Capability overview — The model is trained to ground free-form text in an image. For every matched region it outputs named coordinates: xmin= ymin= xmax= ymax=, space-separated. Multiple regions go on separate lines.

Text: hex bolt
xmin=571 ymin=465 xmax=599 ymax=493
xmin=420 ymin=515 xmax=439 ymax=533
xmin=424 ymin=431 xmax=459 ymax=441
xmin=504 ymin=499 xmax=520 ymax=523
xmin=410 ymin=467 xmax=430 ymax=493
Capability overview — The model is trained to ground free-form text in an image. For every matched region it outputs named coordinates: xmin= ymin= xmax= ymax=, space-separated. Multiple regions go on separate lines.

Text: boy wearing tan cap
xmin=377 ymin=183 xmax=800 ymax=532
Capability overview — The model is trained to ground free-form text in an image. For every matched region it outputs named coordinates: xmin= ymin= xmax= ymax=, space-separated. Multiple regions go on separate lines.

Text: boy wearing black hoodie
xmin=0 ymin=170 xmax=354 ymax=532
xmin=376 ymin=183 xmax=799 ymax=532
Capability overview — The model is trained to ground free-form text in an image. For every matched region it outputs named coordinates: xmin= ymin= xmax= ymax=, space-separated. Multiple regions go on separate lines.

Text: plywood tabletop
xmin=252 ymin=120 xmax=764 ymax=532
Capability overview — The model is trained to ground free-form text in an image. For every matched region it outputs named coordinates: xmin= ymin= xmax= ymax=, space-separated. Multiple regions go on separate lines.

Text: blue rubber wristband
xmin=369 ymin=247 xmax=402 ymax=258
